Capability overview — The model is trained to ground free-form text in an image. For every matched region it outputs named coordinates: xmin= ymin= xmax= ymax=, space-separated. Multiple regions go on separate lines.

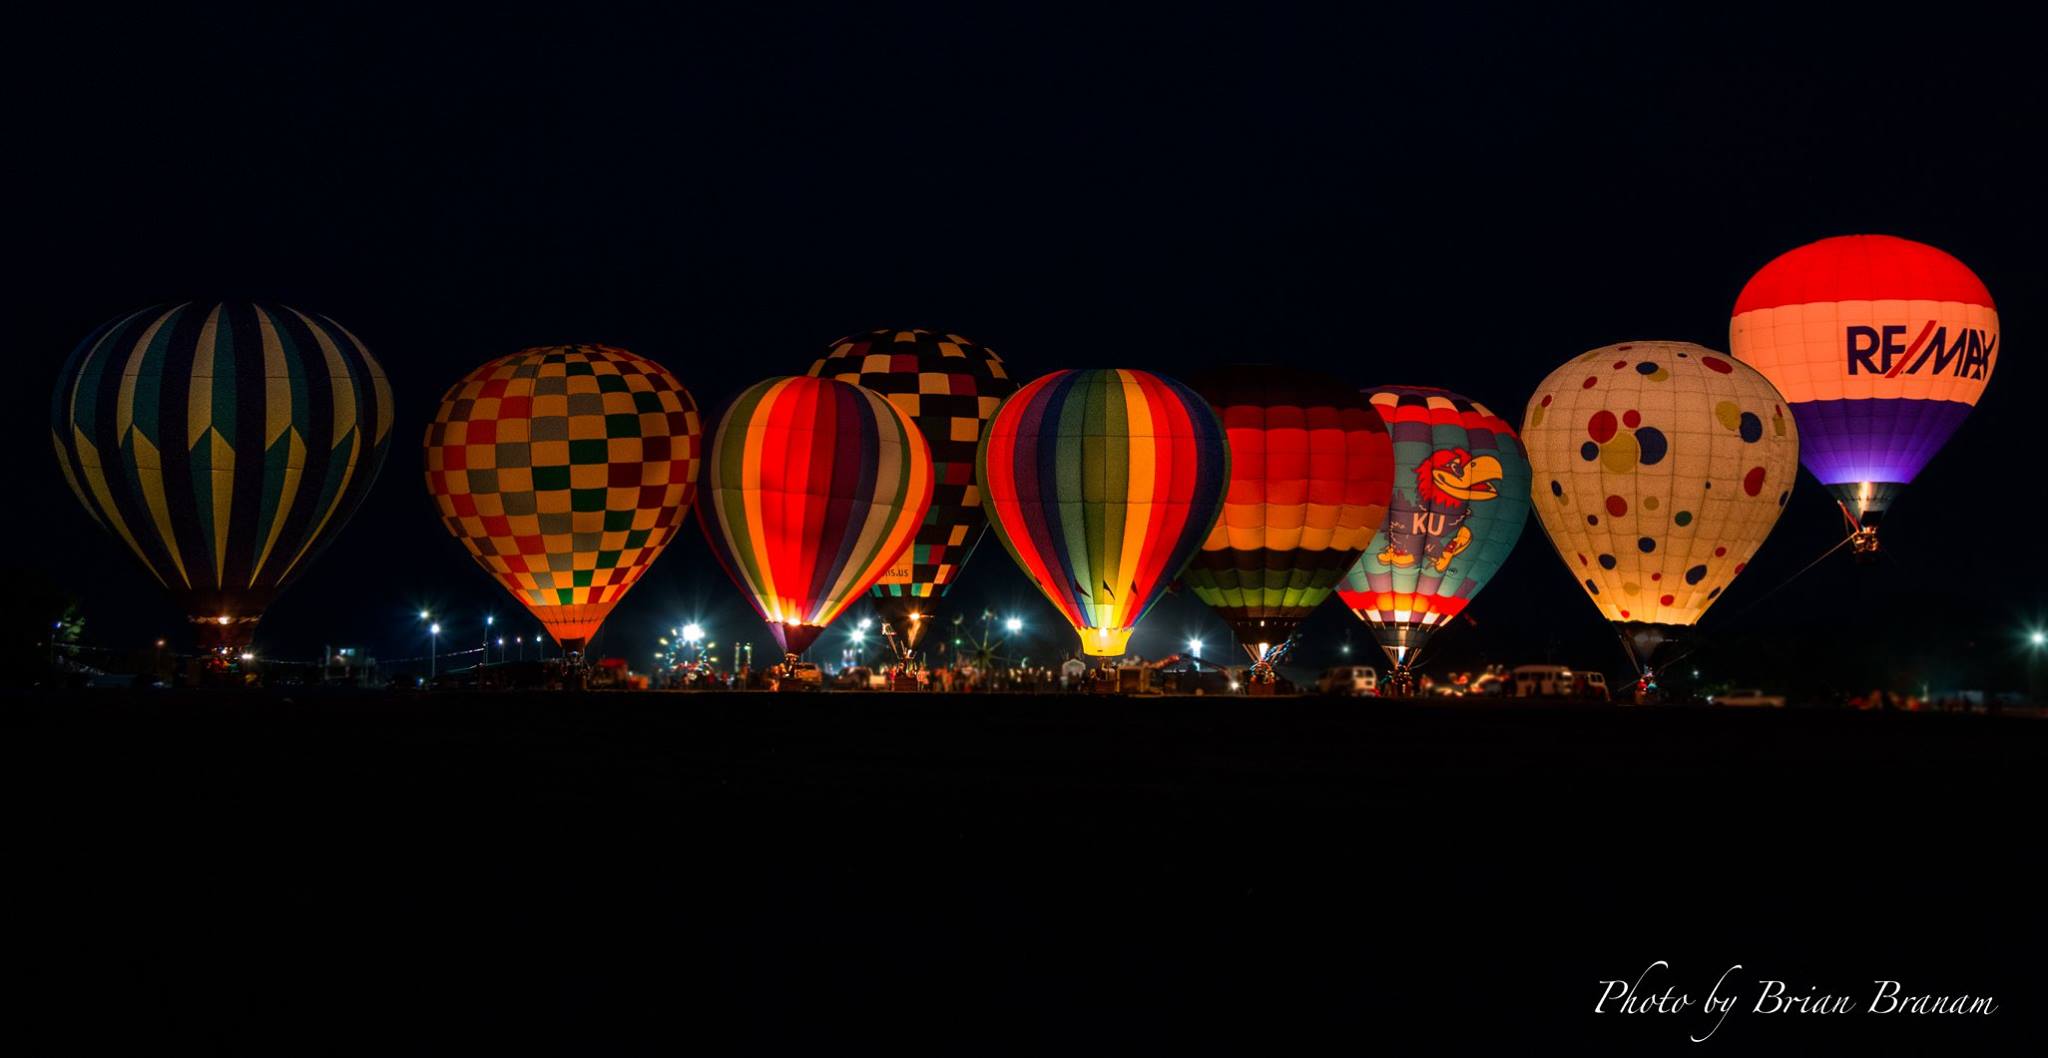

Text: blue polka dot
xmin=1706 ymin=586 xmax=1721 ymax=600
xmin=1586 ymin=515 xmax=1599 ymax=526
xmin=1638 ymin=537 xmax=1656 ymax=552
xmin=1738 ymin=412 xmax=1763 ymax=443
xmin=1550 ymin=480 xmax=1563 ymax=497
xmin=1635 ymin=362 xmax=1660 ymax=375
xmin=1778 ymin=490 xmax=1789 ymax=507
xmin=1635 ymin=427 xmax=1668 ymax=465
xmin=1684 ymin=564 xmax=1708 ymax=584
xmin=1598 ymin=554 xmax=1617 ymax=570
xmin=1674 ymin=511 xmax=1693 ymax=526
xmin=1580 ymin=441 xmax=1600 ymax=461
xmin=1584 ymin=579 xmax=1600 ymax=595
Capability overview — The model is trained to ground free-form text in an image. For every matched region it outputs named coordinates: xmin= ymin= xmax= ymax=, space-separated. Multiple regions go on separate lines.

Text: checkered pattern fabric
xmin=807 ymin=329 xmax=1015 ymax=602
xmin=424 ymin=344 xmax=701 ymax=646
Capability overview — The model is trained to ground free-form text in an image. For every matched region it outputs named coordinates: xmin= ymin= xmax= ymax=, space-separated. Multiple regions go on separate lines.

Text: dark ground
xmin=6 ymin=691 xmax=2043 ymax=1055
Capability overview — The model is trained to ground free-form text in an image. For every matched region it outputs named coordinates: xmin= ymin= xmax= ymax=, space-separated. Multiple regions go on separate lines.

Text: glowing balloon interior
xmin=1730 ymin=234 xmax=1995 ymax=550
xmin=1523 ymin=342 xmax=1799 ymax=669
xmin=1336 ymin=387 xmax=1530 ymax=677
xmin=977 ymin=369 xmax=1229 ymax=657
xmin=698 ymin=376 xmax=935 ymax=658
xmin=425 ymin=345 xmax=702 ymax=654
xmin=807 ymin=328 xmax=1017 ymax=652
xmin=1181 ymin=366 xmax=1393 ymax=671
xmin=53 ymin=302 xmax=394 ymax=653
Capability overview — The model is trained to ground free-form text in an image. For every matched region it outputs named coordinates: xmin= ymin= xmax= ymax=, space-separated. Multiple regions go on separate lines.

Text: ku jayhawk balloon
xmin=1730 ymin=234 xmax=1996 ymax=556
xmin=1336 ymin=387 xmax=1530 ymax=683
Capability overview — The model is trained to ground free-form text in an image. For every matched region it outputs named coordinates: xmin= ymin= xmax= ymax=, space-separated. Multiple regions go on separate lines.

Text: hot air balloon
xmin=1729 ymin=234 xmax=1996 ymax=559
xmin=1523 ymin=342 xmax=1799 ymax=695
xmin=976 ymin=369 xmax=1229 ymax=660
xmin=424 ymin=345 xmax=702 ymax=659
xmin=1335 ymin=387 xmax=1530 ymax=696
xmin=52 ymin=302 xmax=393 ymax=661
xmin=697 ymin=376 xmax=934 ymax=665
xmin=1181 ymin=366 xmax=1393 ymax=684
xmin=806 ymin=328 xmax=1017 ymax=663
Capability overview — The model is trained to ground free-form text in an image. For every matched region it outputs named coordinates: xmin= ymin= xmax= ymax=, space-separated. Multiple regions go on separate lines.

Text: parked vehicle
xmin=1510 ymin=665 xmax=1609 ymax=700
xmin=1318 ymin=666 xmax=1379 ymax=697
xmin=779 ymin=662 xmax=825 ymax=691
xmin=1708 ymin=688 xmax=1786 ymax=708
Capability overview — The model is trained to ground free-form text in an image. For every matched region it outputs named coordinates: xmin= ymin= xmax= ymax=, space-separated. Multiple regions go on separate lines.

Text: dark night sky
xmin=10 ymin=5 xmax=2044 ymax=692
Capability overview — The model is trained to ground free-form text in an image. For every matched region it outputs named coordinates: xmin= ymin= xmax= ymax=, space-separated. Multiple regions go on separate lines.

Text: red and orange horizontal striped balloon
xmin=697 ymin=376 xmax=934 ymax=657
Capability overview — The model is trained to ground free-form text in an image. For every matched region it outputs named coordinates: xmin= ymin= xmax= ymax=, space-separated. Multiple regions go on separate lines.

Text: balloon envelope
xmin=977 ymin=368 xmax=1229 ymax=657
xmin=1729 ymin=234 xmax=1995 ymax=529
xmin=698 ymin=376 xmax=934 ymax=656
xmin=1336 ymin=387 xmax=1529 ymax=668
xmin=1523 ymin=342 xmax=1798 ymax=632
xmin=52 ymin=302 xmax=393 ymax=650
xmin=807 ymin=328 xmax=1017 ymax=648
xmin=425 ymin=345 xmax=702 ymax=652
xmin=1181 ymin=366 xmax=1393 ymax=655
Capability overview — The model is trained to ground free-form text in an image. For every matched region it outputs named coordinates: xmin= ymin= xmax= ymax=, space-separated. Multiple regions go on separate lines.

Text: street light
xmin=1187 ymin=637 xmax=1202 ymax=658
xmin=429 ymin=622 xmax=441 ymax=680
xmin=2031 ymin=630 xmax=2046 ymax=648
xmin=1005 ymin=617 xmax=1023 ymax=634
xmin=683 ymin=623 xmax=704 ymax=645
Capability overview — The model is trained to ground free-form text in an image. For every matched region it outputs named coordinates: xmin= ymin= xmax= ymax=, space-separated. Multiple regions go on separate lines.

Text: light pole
xmin=485 ymin=614 xmax=494 ymax=663
xmin=429 ymin=622 xmax=441 ymax=681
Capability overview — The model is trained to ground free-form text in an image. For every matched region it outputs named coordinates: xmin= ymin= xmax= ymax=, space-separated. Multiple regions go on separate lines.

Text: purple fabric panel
xmin=1789 ymin=398 xmax=1973 ymax=485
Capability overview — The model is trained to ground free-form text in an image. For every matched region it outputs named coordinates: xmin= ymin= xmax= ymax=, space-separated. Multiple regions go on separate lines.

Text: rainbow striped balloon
xmin=697 ymin=376 xmax=934 ymax=657
xmin=976 ymin=369 xmax=1229 ymax=657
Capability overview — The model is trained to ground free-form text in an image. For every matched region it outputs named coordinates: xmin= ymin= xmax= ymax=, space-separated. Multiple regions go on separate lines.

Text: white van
xmin=1318 ymin=666 xmax=1379 ymax=696
xmin=1511 ymin=665 xmax=1609 ymax=700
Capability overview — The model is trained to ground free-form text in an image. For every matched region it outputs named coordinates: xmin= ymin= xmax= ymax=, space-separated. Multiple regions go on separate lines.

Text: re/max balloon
xmin=698 ymin=376 xmax=934 ymax=659
xmin=1523 ymin=342 xmax=1798 ymax=674
xmin=807 ymin=328 xmax=1017 ymax=653
xmin=1730 ymin=234 xmax=1996 ymax=557
xmin=53 ymin=302 xmax=393 ymax=655
xmin=1181 ymin=366 xmax=1392 ymax=675
xmin=425 ymin=345 xmax=702 ymax=655
xmin=977 ymin=369 xmax=1229 ymax=658
xmin=1336 ymin=387 xmax=1529 ymax=690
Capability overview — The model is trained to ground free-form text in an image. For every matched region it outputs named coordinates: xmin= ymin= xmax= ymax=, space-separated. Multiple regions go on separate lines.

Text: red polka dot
xmin=1742 ymin=466 xmax=1766 ymax=496
xmin=1604 ymin=495 xmax=1628 ymax=517
xmin=1619 ymin=609 xmax=1631 ymax=619
xmin=1578 ymin=553 xmax=1588 ymax=566
xmin=1583 ymin=376 xmax=1598 ymax=389
xmin=1651 ymin=572 xmax=1662 ymax=581
xmin=1734 ymin=562 xmax=1747 ymax=574
xmin=1622 ymin=410 xmax=1641 ymax=428
xmin=1588 ymin=411 xmax=1618 ymax=443
xmin=1540 ymin=395 xmax=1553 ymax=407
xmin=1659 ymin=594 xmax=1674 ymax=606
xmin=1701 ymin=356 xmax=1734 ymax=374
xmin=1714 ymin=546 xmax=1727 ymax=557
xmin=1618 ymin=345 xmax=1633 ymax=351
xmin=1613 ymin=360 xmax=1628 ymax=370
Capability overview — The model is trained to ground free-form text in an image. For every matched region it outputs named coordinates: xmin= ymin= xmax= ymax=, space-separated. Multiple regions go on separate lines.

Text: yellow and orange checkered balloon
xmin=424 ymin=345 xmax=702 ymax=653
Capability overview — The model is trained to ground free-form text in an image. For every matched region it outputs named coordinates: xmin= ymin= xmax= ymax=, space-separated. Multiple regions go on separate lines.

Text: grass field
xmin=7 ymin=691 xmax=2042 ymax=1054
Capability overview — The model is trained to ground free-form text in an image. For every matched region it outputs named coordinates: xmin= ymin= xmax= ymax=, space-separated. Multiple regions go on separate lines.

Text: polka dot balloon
xmin=1523 ymin=341 xmax=1799 ymax=629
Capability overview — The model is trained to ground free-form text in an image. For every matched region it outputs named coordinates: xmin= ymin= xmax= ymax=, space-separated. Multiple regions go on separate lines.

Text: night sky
xmin=12 ymin=6 xmax=2043 ymax=694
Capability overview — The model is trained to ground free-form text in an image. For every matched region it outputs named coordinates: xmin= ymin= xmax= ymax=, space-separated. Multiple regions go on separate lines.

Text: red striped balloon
xmin=697 ymin=376 xmax=934 ymax=657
